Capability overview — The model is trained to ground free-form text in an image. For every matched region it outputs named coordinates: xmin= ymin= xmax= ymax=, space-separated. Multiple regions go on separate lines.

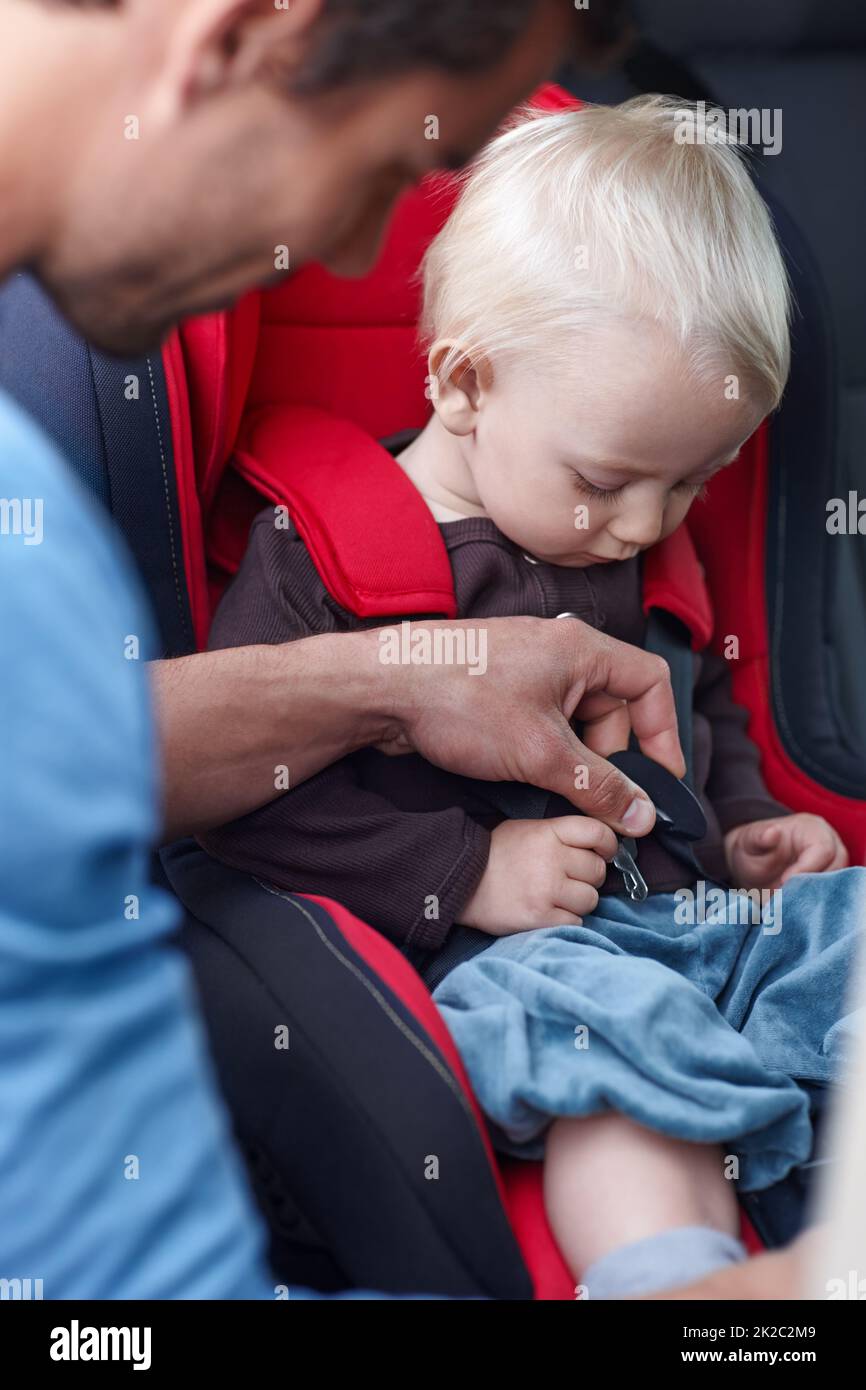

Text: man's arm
xmin=151 ymin=617 xmax=682 ymax=843
xmin=150 ymin=632 xmax=392 ymax=841
xmin=201 ymin=749 xmax=489 ymax=951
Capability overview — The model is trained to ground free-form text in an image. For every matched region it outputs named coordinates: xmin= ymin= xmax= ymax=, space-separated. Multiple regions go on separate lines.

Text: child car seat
xmin=1 ymin=82 xmax=863 ymax=1299
xmin=171 ymin=81 xmax=866 ymax=1282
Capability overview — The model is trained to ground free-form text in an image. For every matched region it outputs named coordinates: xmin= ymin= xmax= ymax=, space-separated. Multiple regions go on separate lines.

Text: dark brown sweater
xmin=202 ymin=484 xmax=790 ymax=956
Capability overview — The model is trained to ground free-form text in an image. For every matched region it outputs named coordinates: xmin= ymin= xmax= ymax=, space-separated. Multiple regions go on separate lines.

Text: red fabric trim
xmin=500 ymin=1160 xmax=574 ymax=1300
xmin=530 ymin=81 xmax=585 ymax=114
xmin=688 ymin=425 xmax=866 ymax=862
xmin=161 ymin=332 xmax=210 ymax=650
xmin=643 ymin=524 xmax=714 ymax=650
xmin=235 ymin=404 xmax=458 ymax=619
xmin=179 ymin=312 xmax=229 ymax=510
xmin=179 ymin=293 xmax=262 ymax=517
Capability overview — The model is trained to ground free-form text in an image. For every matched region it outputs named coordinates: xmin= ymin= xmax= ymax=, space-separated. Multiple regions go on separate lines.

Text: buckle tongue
xmin=612 ymin=836 xmax=648 ymax=902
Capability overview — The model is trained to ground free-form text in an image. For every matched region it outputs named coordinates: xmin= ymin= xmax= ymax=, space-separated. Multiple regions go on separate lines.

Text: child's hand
xmin=459 ymin=817 xmax=618 ymax=935
xmin=724 ymin=814 xmax=848 ymax=890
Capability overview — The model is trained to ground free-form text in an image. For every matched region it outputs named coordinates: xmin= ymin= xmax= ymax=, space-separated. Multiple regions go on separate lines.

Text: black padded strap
xmin=163 ymin=841 xmax=532 ymax=1299
xmin=0 ymin=272 xmax=195 ymax=657
xmin=88 ymin=345 xmax=195 ymax=657
xmin=645 ymin=608 xmax=695 ymax=790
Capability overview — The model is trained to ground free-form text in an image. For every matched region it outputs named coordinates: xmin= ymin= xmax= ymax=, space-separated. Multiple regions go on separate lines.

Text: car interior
xmin=1 ymin=4 xmax=864 ymax=1301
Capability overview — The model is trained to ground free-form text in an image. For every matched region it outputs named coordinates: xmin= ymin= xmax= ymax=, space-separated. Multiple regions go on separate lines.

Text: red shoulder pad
xmin=643 ymin=524 xmax=714 ymax=650
xmin=233 ymin=404 xmax=457 ymax=620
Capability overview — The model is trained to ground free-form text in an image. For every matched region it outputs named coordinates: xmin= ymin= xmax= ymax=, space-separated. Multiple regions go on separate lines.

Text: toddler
xmin=202 ymin=99 xmax=863 ymax=1298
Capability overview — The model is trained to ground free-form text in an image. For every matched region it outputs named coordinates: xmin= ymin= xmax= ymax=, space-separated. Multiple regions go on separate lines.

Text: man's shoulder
xmin=0 ymin=388 xmax=113 ymax=570
xmin=0 ymin=389 xmax=151 ymax=634
xmin=0 ymin=390 xmax=160 ymax=887
xmin=0 ymin=387 xmax=75 ymax=493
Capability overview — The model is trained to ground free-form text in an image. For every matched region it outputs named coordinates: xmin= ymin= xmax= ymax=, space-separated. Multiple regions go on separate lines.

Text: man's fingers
xmin=570 ymin=634 xmax=685 ymax=780
xmin=534 ymin=718 xmax=656 ymax=836
xmin=579 ymin=699 xmax=632 ymax=759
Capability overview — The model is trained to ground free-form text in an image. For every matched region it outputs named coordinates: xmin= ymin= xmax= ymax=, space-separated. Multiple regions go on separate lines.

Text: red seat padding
xmin=232 ymin=405 xmax=458 ymax=620
xmin=688 ymin=434 xmax=866 ymax=863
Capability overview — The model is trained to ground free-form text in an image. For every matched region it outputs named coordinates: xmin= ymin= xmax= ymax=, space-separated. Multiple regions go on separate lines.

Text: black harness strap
xmin=0 ymin=272 xmax=195 ymax=658
xmin=644 ymin=607 xmax=696 ymax=790
xmin=88 ymin=344 xmax=195 ymax=657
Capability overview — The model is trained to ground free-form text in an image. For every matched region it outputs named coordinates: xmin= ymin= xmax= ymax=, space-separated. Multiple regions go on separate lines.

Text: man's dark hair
xmin=52 ymin=1 xmax=630 ymax=89
xmin=294 ymin=0 xmax=542 ymax=90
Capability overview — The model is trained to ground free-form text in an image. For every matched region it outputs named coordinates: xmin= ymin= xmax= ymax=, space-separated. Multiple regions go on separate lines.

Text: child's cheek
xmin=660 ymin=494 xmax=695 ymax=538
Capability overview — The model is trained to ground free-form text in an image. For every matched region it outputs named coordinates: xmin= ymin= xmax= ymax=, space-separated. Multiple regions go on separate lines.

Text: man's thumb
xmin=542 ymin=726 xmax=656 ymax=836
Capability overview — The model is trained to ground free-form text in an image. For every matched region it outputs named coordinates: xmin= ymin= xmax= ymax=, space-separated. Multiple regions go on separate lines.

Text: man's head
xmin=418 ymin=97 xmax=792 ymax=566
xmin=6 ymin=0 xmax=587 ymax=352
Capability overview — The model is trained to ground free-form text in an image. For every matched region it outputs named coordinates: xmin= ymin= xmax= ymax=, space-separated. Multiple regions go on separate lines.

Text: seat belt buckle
xmin=612 ymin=836 xmax=649 ymax=901
xmin=608 ymin=749 xmax=707 ymax=841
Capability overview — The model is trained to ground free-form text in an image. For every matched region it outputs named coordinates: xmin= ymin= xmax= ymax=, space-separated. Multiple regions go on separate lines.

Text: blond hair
xmin=421 ymin=96 xmax=791 ymax=409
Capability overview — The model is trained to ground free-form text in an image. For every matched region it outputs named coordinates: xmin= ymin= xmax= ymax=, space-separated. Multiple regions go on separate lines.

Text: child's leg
xmin=545 ymin=1112 xmax=744 ymax=1298
xmin=433 ymin=922 xmax=811 ymax=1194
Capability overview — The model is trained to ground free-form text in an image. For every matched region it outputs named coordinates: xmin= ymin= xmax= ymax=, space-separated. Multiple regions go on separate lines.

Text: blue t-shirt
xmin=0 ymin=390 xmax=274 ymax=1298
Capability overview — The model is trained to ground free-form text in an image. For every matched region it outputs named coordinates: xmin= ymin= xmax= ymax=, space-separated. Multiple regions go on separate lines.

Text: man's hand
xmin=643 ymin=1229 xmax=820 ymax=1301
xmin=460 ymin=816 xmax=619 ymax=934
xmin=375 ymin=616 xmax=683 ymax=838
xmin=152 ymin=617 xmax=681 ymax=842
xmin=725 ymin=813 xmax=848 ymax=890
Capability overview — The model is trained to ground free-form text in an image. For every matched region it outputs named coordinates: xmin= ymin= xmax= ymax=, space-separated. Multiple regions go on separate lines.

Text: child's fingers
xmin=545 ymin=909 xmax=585 ymax=928
xmin=563 ymin=848 xmax=609 ymax=888
xmin=739 ymin=821 xmax=782 ymax=856
xmin=828 ymin=839 xmax=850 ymax=871
xmin=554 ymin=879 xmax=600 ymax=920
xmin=548 ymin=816 xmax=619 ymax=860
xmin=780 ymin=839 xmax=839 ymax=883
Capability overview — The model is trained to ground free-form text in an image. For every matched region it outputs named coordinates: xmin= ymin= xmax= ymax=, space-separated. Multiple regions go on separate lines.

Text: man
xmin=0 ymin=0 xmax=794 ymax=1300
xmin=20 ymin=0 xmax=671 ymax=839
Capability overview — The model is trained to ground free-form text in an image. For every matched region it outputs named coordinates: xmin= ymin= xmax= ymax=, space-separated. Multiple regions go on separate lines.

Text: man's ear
xmin=428 ymin=341 xmax=492 ymax=438
xmin=141 ymin=0 xmax=324 ymax=124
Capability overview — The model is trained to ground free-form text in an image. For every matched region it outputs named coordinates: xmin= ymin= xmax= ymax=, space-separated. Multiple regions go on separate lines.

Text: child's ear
xmin=427 ymin=342 xmax=491 ymax=437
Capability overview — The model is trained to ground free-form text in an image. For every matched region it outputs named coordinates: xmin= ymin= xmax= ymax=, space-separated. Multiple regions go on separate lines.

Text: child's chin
xmin=571 ymin=551 xmax=615 ymax=567
xmin=541 ymin=555 xmax=605 ymax=570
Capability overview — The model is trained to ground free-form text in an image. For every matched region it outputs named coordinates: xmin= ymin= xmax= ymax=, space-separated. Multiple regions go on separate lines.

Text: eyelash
xmin=572 ymin=475 xmax=709 ymax=503
xmin=572 ymin=476 xmax=626 ymax=502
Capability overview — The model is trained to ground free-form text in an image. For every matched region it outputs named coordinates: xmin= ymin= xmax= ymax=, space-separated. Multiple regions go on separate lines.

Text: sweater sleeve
xmin=694 ymin=649 xmax=792 ymax=834
xmin=200 ymin=511 xmax=489 ymax=950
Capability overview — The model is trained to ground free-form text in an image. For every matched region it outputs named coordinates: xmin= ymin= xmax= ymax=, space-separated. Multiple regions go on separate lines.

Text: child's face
xmin=464 ymin=320 xmax=766 ymax=567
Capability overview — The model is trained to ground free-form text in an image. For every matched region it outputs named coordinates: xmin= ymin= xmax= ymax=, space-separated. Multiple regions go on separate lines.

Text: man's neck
xmin=0 ymin=2 xmax=111 ymax=280
xmin=394 ymin=414 xmax=488 ymax=523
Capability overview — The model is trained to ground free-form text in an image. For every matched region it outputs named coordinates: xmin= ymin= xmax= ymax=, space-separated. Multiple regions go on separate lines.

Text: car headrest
xmin=634 ymin=0 xmax=866 ymax=54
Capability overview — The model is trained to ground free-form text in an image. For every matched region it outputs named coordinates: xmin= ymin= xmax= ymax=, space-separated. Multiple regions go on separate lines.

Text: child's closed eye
xmin=571 ymin=474 xmax=626 ymax=502
xmin=571 ymin=473 xmax=709 ymax=503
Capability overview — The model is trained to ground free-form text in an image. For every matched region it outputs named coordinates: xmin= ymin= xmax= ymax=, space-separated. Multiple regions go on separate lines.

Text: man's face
xmin=36 ymin=0 xmax=569 ymax=354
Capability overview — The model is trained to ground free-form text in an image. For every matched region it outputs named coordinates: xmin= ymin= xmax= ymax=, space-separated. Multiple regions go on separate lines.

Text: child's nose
xmin=609 ymin=502 xmax=665 ymax=549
